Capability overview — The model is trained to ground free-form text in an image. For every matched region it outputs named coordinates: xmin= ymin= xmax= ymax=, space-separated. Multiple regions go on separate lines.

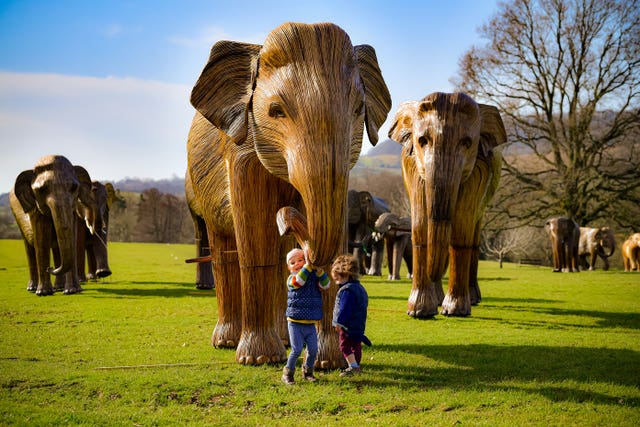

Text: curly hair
xmin=331 ymin=254 xmax=359 ymax=279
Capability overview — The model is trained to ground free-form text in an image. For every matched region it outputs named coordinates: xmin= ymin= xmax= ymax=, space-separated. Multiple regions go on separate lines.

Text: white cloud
xmin=0 ymin=71 xmax=194 ymax=193
xmin=167 ymin=26 xmax=266 ymax=49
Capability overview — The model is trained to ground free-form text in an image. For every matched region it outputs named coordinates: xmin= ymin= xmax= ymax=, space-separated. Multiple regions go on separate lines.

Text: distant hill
xmin=110 ymin=176 xmax=186 ymax=195
xmin=365 ymin=139 xmax=402 ymax=157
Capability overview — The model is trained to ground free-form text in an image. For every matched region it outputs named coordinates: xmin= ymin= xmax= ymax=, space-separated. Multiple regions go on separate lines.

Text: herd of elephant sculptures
xmin=9 ymin=22 xmax=640 ymax=367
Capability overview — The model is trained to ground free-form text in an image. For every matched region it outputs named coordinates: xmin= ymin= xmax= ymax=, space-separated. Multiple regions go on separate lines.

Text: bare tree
xmin=454 ymin=0 xmax=640 ymax=229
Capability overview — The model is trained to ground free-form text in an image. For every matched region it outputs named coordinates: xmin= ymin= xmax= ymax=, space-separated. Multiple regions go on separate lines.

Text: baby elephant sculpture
xmin=389 ymin=92 xmax=506 ymax=317
xmin=545 ymin=217 xmax=580 ymax=272
xmin=347 ymin=190 xmax=390 ymax=275
xmin=184 ymin=172 xmax=214 ymax=290
xmin=374 ymin=212 xmax=412 ymax=280
xmin=10 ymin=155 xmax=95 ymax=295
xmin=77 ymin=181 xmax=115 ymax=282
xmin=622 ymin=233 xmax=640 ymax=272
xmin=578 ymin=226 xmax=615 ymax=271
xmin=187 ymin=22 xmax=391 ymax=365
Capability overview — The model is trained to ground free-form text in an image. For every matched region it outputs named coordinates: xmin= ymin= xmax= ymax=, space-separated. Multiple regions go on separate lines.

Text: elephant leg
xmin=391 ymin=241 xmax=402 ymax=280
xmin=407 ymin=243 xmax=439 ymax=318
xmin=195 ymin=216 xmax=214 ymax=290
xmin=589 ymin=252 xmax=597 ymax=271
xmin=34 ymin=217 xmax=54 ymax=296
xmin=52 ymin=244 xmax=65 ymax=291
xmin=23 ymin=240 xmax=37 ymax=292
xmin=232 ymin=162 xmax=288 ymax=365
xmin=469 ymin=246 xmax=481 ymax=306
xmin=441 ymin=246 xmax=472 ymax=316
xmin=76 ymin=223 xmax=87 ymax=282
xmin=208 ymin=231 xmax=242 ymax=348
xmin=385 ymin=236 xmax=394 ymax=280
xmin=403 ymin=237 xmax=413 ymax=279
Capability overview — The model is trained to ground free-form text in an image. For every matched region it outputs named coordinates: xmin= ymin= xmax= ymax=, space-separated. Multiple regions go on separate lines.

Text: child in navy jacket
xmin=331 ymin=254 xmax=371 ymax=376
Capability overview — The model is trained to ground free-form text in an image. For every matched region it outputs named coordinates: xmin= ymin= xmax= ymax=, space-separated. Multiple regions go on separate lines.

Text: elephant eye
xmin=354 ymin=101 xmax=364 ymax=117
xmin=460 ymin=137 xmax=473 ymax=149
xmin=268 ymin=102 xmax=286 ymax=119
xmin=418 ymin=135 xmax=429 ymax=148
xmin=69 ymin=182 xmax=79 ymax=193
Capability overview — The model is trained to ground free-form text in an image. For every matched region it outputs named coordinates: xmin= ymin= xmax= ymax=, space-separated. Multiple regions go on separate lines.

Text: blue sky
xmin=0 ymin=0 xmax=499 ymax=193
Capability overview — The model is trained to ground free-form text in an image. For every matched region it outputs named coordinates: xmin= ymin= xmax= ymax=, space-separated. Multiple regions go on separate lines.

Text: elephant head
xmin=595 ymin=227 xmax=615 ymax=258
xmin=191 ymin=22 xmax=391 ymax=265
xmin=13 ymin=155 xmax=93 ymax=278
xmin=389 ymin=92 xmax=506 ymax=283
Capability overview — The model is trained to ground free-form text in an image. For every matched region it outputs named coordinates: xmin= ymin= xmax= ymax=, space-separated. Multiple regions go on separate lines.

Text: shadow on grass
xmin=89 ymin=281 xmax=214 ymax=298
xmin=366 ymin=343 xmax=640 ymax=405
xmin=481 ymin=301 xmax=640 ymax=330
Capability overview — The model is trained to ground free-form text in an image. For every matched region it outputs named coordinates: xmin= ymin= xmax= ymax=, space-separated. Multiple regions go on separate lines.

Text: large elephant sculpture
xmin=578 ymin=226 xmax=615 ymax=271
xmin=77 ymin=181 xmax=115 ymax=282
xmin=389 ymin=92 xmax=506 ymax=317
xmin=187 ymin=22 xmax=391 ymax=365
xmin=184 ymin=172 xmax=214 ymax=289
xmin=10 ymin=155 xmax=95 ymax=295
xmin=545 ymin=217 xmax=581 ymax=272
xmin=347 ymin=189 xmax=389 ymax=275
xmin=622 ymin=233 xmax=640 ymax=272
xmin=374 ymin=212 xmax=412 ymax=280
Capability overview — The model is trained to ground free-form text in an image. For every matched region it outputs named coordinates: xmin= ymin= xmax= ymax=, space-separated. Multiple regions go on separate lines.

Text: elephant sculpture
xmin=622 ymin=233 xmax=640 ymax=272
xmin=578 ymin=226 xmax=615 ymax=271
xmin=545 ymin=217 xmax=581 ymax=273
xmin=389 ymin=92 xmax=506 ymax=317
xmin=187 ymin=22 xmax=391 ymax=365
xmin=347 ymin=189 xmax=389 ymax=275
xmin=374 ymin=212 xmax=412 ymax=280
xmin=184 ymin=172 xmax=214 ymax=289
xmin=77 ymin=181 xmax=115 ymax=282
xmin=10 ymin=155 xmax=95 ymax=295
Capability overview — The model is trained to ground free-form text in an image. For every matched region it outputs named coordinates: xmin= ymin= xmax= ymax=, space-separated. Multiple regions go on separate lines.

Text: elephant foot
xmin=63 ymin=285 xmax=83 ymax=295
xmin=96 ymin=269 xmax=112 ymax=278
xmin=552 ymin=269 xmax=561 ymax=272
xmin=388 ymin=275 xmax=400 ymax=280
xmin=440 ymin=293 xmax=471 ymax=316
xmin=26 ymin=281 xmax=36 ymax=292
xmin=235 ymin=329 xmax=286 ymax=365
xmin=211 ymin=320 xmax=241 ymax=348
xmin=196 ymin=283 xmax=215 ymax=290
xmin=407 ymin=287 xmax=439 ymax=318
xmin=316 ymin=329 xmax=346 ymax=370
xmin=35 ymin=286 xmax=54 ymax=296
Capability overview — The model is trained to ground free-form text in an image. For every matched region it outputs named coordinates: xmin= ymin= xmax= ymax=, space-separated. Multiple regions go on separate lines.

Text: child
xmin=282 ymin=247 xmax=330 ymax=385
xmin=331 ymin=254 xmax=371 ymax=376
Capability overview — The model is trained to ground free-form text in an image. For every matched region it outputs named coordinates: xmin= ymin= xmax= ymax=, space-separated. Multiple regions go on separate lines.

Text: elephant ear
xmin=478 ymin=104 xmax=507 ymax=158
xmin=14 ymin=170 xmax=36 ymax=213
xmin=190 ymin=40 xmax=262 ymax=145
xmin=355 ymin=45 xmax=392 ymax=146
xmin=104 ymin=183 xmax=116 ymax=209
xmin=388 ymin=101 xmax=418 ymax=148
xmin=74 ymin=166 xmax=94 ymax=209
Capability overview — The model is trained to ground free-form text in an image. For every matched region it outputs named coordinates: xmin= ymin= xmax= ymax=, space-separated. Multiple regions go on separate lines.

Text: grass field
xmin=0 ymin=239 xmax=639 ymax=426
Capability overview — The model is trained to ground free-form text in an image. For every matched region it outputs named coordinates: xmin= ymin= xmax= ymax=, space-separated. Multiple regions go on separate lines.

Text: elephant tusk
xmin=276 ymin=206 xmax=310 ymax=249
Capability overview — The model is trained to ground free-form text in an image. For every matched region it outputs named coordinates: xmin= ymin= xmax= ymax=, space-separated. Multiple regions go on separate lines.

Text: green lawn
xmin=0 ymin=240 xmax=638 ymax=426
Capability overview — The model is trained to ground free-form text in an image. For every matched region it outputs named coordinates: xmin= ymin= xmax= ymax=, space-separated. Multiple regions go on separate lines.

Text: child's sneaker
xmin=339 ymin=366 xmax=361 ymax=377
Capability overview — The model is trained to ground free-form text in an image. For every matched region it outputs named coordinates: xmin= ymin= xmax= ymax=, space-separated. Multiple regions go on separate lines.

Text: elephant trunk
xmin=48 ymin=202 xmax=76 ymax=276
xmin=424 ymin=156 xmax=463 ymax=282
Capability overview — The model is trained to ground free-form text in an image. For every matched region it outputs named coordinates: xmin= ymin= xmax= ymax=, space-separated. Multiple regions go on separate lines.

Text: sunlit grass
xmin=1 ymin=240 xmax=638 ymax=426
